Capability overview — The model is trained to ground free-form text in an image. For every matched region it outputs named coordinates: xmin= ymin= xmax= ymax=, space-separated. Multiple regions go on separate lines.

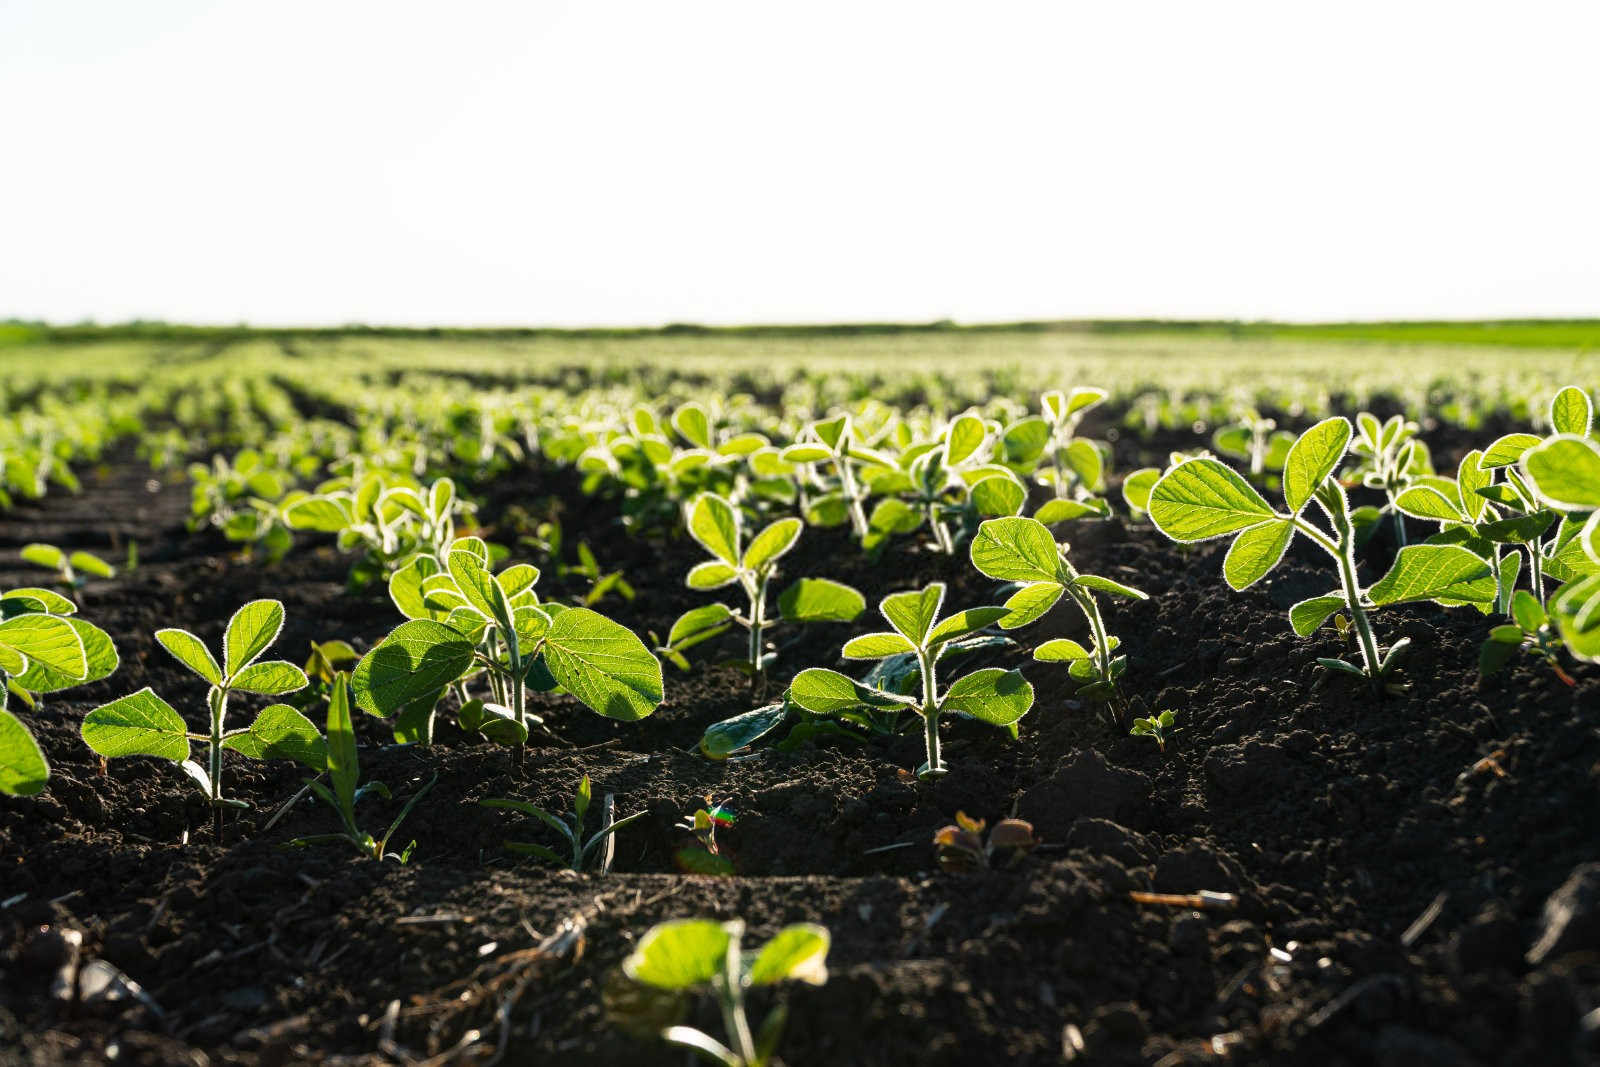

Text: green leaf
xmin=777 ymin=577 xmax=865 ymax=623
xmin=686 ymin=561 xmax=739 ymax=590
xmin=81 ymin=689 xmax=189 ymax=761
xmin=496 ymin=563 xmax=541 ymax=600
xmin=623 ymin=919 xmax=733 ymax=990
xmin=222 ymin=703 xmax=326 ymax=770
xmin=997 ymin=581 xmax=1064 ymax=629
xmin=155 ymin=629 xmax=221 ymax=685
xmin=326 ymin=674 xmax=358 ymax=816
xmin=1222 ymin=519 xmax=1294 ymax=590
xmin=1368 ymin=544 xmax=1495 ymax=606
xmin=1523 ymin=435 xmax=1600 ymax=510
xmin=68 ymin=552 xmax=114 ymax=579
xmin=781 ymin=443 xmax=832 ymax=464
xmin=687 ymin=493 xmax=741 ymax=566
xmin=284 ymin=496 xmax=351 ymax=532
xmin=672 ymin=402 xmax=712 ymax=448
xmin=1033 ymin=638 xmax=1090 ymax=661
xmin=789 ymin=668 xmax=912 ymax=714
xmin=223 ymin=599 xmax=285 ymax=678
xmin=0 ymin=708 xmax=49 ymax=796
xmin=1394 ymin=485 xmax=1465 ymax=523
xmin=969 ymin=474 xmax=1026 ymax=517
xmin=969 ymin=517 xmax=1062 ymax=583
xmin=666 ymin=603 xmax=734 ymax=649
xmin=1 ymin=587 xmax=76 ymax=615
xmin=1481 ymin=433 xmax=1543 ymax=469
xmin=1511 ymin=589 xmax=1547 ymax=632
xmin=1001 ymin=417 xmax=1050 ymax=464
xmin=748 ymin=924 xmax=830 ymax=986
xmin=926 ymin=606 xmax=1011 ymax=646
xmin=1149 ymin=458 xmax=1277 ymax=542
xmin=1550 ymin=386 xmax=1592 ymax=437
xmin=352 ymin=620 xmax=475 ymax=717
xmin=1061 ymin=439 xmax=1104 ymax=491
xmin=1073 ymin=574 xmax=1148 ymax=600
xmin=1289 ymin=595 xmax=1345 ymax=636
xmin=1552 ymin=573 xmax=1600 ymax=662
xmin=1478 ymin=511 xmax=1556 ymax=545
xmin=1033 ymin=497 xmax=1104 ymax=524
xmin=942 ymin=667 xmax=1033 ymax=726
xmin=20 ymin=543 xmax=64 ymax=570
xmin=1456 ymin=450 xmax=1491 ymax=523
xmin=743 ymin=517 xmax=802 ymax=573
xmin=880 ymin=584 xmax=946 ymax=645
xmin=1121 ymin=468 xmax=1160 ymax=515
xmin=229 ymin=660 xmax=309 ymax=696
xmin=1282 ymin=417 xmax=1351 ymax=514
xmin=841 ymin=631 xmax=917 ymax=659
xmin=543 ymin=608 xmax=663 ymax=721
xmin=699 ymin=701 xmax=788 ymax=759
xmin=13 ymin=616 xmax=116 ymax=693
xmin=449 ymin=548 xmax=512 ymax=629
xmin=0 ymin=614 xmax=86 ymax=681
xmin=388 ymin=556 xmax=442 ymax=621
xmin=945 ymin=413 xmax=988 ymax=466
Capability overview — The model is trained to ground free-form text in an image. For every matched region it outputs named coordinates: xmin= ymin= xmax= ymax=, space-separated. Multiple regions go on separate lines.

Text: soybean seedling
xmin=969 ymin=516 xmax=1148 ymax=720
xmin=1129 ymin=709 xmax=1178 ymax=752
xmin=82 ymin=599 xmax=322 ymax=834
xmin=480 ymin=774 xmax=646 ymax=871
xmin=612 ymin=918 xmax=829 ymax=1067
xmin=1346 ymin=412 xmax=1432 ymax=547
xmin=1518 ymin=394 xmax=1600 ymax=663
xmin=1479 ymin=590 xmax=1576 ymax=684
xmin=288 ymin=673 xmax=434 ymax=862
xmin=1212 ymin=411 xmax=1293 ymax=479
xmin=933 ymin=812 xmax=1038 ymax=871
xmin=19 ymin=543 xmax=114 ymax=590
xmin=1147 ymin=417 xmax=1497 ymax=690
xmin=359 ymin=535 xmax=663 ymax=748
xmin=780 ymin=414 xmax=891 ymax=541
xmin=674 ymin=799 xmax=736 ymax=876
xmin=660 ymin=493 xmax=864 ymax=698
xmin=789 ymin=581 xmax=1033 ymax=779
xmin=0 ymin=586 xmax=119 ymax=797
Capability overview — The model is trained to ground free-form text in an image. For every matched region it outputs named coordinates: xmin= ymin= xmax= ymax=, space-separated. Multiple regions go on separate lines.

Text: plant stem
xmin=918 ymin=649 xmax=944 ymax=778
xmin=834 ymin=455 xmax=869 ymax=539
xmin=1526 ymin=544 xmax=1546 ymax=609
xmin=718 ymin=963 xmax=757 ymax=1064
xmin=746 ymin=570 xmax=770 ymax=700
xmin=207 ymin=685 xmax=227 ymax=837
xmin=1333 ymin=534 xmax=1382 ymax=681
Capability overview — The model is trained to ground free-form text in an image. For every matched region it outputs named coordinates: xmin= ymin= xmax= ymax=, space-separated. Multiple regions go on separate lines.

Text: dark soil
xmin=3 ymin=440 xmax=1598 ymax=1066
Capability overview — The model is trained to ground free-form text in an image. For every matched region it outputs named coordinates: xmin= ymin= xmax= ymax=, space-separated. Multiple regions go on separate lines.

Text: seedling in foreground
xmin=0 ymin=586 xmax=119 ymax=796
xmin=969 ymin=516 xmax=1147 ymax=719
xmin=662 ymin=493 xmax=864 ymax=697
xmin=1130 ymin=709 xmax=1178 ymax=752
xmin=933 ymin=811 xmax=1038 ymax=872
xmin=480 ymin=774 xmax=646 ymax=871
xmin=288 ymin=673 xmax=433 ymax=862
xmin=20 ymin=543 xmax=114 ymax=589
xmin=1148 ymin=417 xmax=1497 ymax=689
xmin=613 ymin=918 xmax=829 ymax=1067
xmin=789 ymin=581 xmax=1033 ymax=779
xmin=82 ymin=599 xmax=321 ymax=830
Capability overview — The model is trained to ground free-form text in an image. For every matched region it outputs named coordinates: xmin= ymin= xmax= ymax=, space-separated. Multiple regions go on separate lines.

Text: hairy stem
xmin=834 ymin=455 xmax=869 ymax=539
xmin=918 ymin=649 xmax=944 ymax=778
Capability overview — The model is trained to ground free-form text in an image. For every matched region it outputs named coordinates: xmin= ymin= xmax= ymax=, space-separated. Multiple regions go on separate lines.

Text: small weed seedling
xmin=660 ymin=493 xmax=864 ymax=697
xmin=789 ymin=581 xmax=1033 ymax=779
xmin=675 ymin=799 xmax=736 ymax=876
xmin=20 ymin=543 xmax=114 ymax=589
xmin=612 ymin=918 xmax=829 ymax=1067
xmin=1130 ymin=709 xmax=1178 ymax=751
xmin=82 ymin=599 xmax=321 ymax=832
xmin=969 ymin=516 xmax=1147 ymax=719
xmin=1148 ymin=417 xmax=1497 ymax=689
xmin=480 ymin=774 xmax=646 ymax=871
xmin=287 ymin=673 xmax=434 ymax=862
xmin=0 ymin=586 xmax=119 ymax=796
xmin=933 ymin=811 xmax=1038 ymax=871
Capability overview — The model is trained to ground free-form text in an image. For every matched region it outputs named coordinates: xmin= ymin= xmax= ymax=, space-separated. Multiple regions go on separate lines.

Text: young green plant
xmin=968 ymin=516 xmax=1147 ymax=718
xmin=0 ymin=586 xmax=119 ymax=796
xmin=788 ymin=581 xmax=1033 ymax=779
xmin=81 ymin=600 xmax=321 ymax=831
xmin=660 ymin=493 xmax=864 ymax=698
xmin=1148 ymin=417 xmax=1497 ymax=688
xmin=19 ymin=543 xmax=115 ymax=589
xmin=287 ymin=673 xmax=433 ymax=862
xmin=480 ymin=773 xmax=645 ymax=872
xmin=613 ymin=918 xmax=829 ymax=1067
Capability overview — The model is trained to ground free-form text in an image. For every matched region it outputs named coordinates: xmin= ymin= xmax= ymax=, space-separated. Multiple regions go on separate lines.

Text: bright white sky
xmin=3 ymin=2 xmax=1597 ymax=327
